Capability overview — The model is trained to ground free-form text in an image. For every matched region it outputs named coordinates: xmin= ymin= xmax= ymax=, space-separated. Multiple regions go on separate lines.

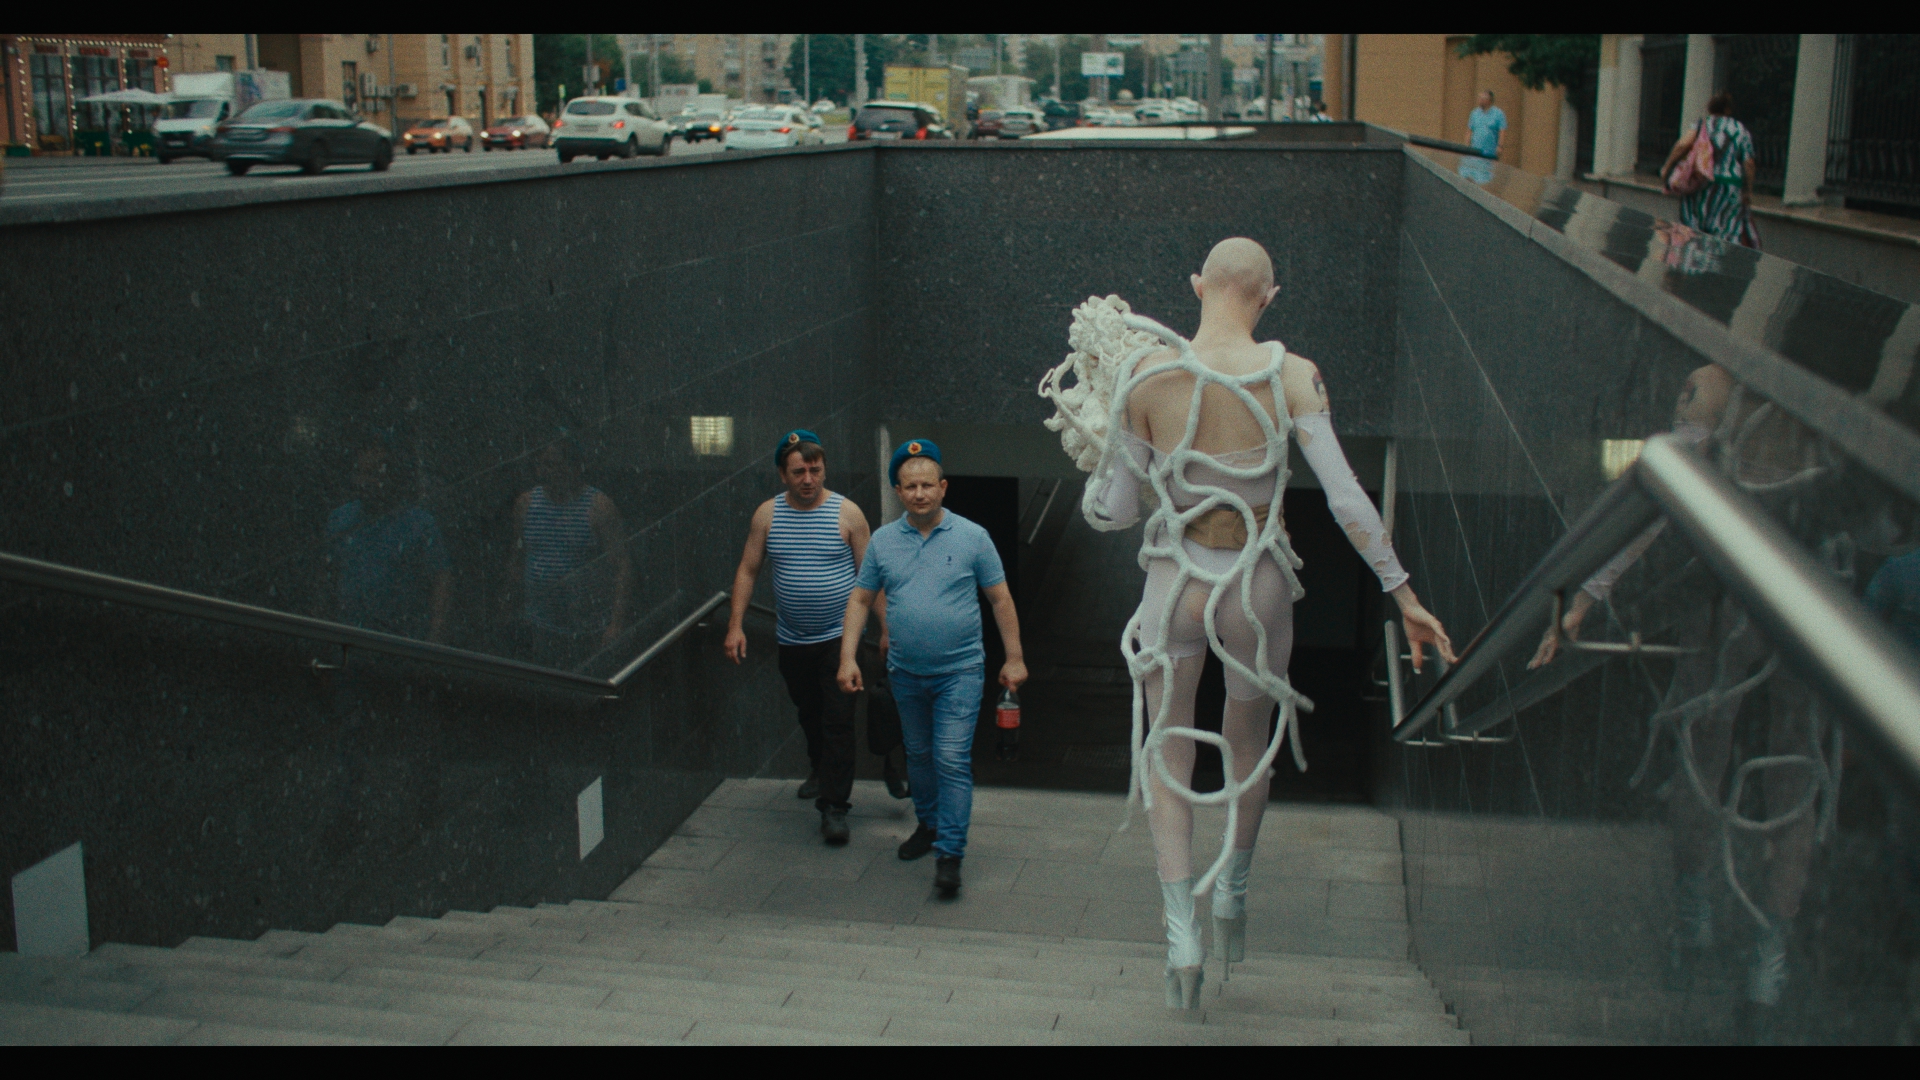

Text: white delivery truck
xmin=154 ymin=70 xmax=291 ymax=163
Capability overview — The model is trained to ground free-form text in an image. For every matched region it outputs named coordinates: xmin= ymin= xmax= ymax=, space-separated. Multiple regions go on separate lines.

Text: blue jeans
xmin=890 ymin=665 xmax=983 ymax=859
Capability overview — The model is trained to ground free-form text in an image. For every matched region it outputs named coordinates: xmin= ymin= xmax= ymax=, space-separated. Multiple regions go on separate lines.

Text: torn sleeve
xmin=1294 ymin=411 xmax=1410 ymax=592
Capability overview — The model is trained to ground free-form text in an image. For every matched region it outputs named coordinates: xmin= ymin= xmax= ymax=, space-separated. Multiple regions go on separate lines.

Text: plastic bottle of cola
xmin=995 ymin=687 xmax=1021 ymax=729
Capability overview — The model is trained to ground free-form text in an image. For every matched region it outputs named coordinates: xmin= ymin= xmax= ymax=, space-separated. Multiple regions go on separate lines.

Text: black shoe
xmin=820 ymin=808 xmax=850 ymax=846
xmin=883 ymin=746 xmax=911 ymax=800
xmin=934 ymin=856 xmax=962 ymax=897
xmin=796 ymin=771 xmax=821 ymax=801
xmin=898 ymin=824 xmax=937 ymax=861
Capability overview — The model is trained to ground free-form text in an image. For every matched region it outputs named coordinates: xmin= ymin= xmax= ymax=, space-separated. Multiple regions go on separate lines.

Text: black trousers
xmin=778 ymin=640 xmax=901 ymax=810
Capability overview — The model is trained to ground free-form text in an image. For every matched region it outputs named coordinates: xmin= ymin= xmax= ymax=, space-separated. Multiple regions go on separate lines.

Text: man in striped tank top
xmin=726 ymin=430 xmax=900 ymax=846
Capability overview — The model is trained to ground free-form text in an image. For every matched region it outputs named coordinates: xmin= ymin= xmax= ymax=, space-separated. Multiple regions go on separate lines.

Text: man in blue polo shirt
xmin=839 ymin=439 xmax=1027 ymax=897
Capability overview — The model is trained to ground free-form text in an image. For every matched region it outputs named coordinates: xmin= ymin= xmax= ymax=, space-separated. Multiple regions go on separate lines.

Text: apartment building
xmin=646 ymin=34 xmax=792 ymax=102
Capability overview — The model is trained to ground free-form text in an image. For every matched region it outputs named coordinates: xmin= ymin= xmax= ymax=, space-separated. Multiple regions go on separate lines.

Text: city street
xmin=0 ymin=130 xmax=841 ymax=205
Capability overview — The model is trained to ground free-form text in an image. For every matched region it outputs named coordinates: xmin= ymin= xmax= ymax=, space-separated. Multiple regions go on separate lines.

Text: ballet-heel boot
xmin=1210 ymin=848 xmax=1254 ymax=963
xmin=1161 ymin=878 xmax=1205 ymax=1009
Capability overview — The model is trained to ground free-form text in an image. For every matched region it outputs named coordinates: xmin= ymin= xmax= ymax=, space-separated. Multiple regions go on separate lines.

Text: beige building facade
xmin=644 ymin=35 xmax=793 ymax=102
xmin=1352 ymin=34 xmax=1570 ymax=177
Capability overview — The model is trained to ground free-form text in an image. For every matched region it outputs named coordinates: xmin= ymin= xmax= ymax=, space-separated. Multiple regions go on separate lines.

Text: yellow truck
xmin=882 ymin=65 xmax=970 ymax=135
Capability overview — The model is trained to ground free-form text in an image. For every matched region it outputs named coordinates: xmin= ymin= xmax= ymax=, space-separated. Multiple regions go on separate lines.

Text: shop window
xmin=30 ymin=53 xmax=69 ymax=143
xmin=75 ymin=54 xmax=120 ymax=133
xmin=342 ymin=61 xmax=358 ymax=111
xmin=215 ymin=55 xmax=235 ymax=72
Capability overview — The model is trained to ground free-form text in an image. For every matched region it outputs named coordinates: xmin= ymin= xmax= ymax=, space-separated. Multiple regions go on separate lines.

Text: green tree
xmin=533 ymin=34 xmax=623 ymax=113
xmin=1456 ymin=34 xmax=1600 ymax=94
xmin=627 ymin=49 xmax=695 ymax=97
xmin=1023 ymin=36 xmax=1092 ymax=101
xmin=786 ymin=35 xmax=850 ymax=104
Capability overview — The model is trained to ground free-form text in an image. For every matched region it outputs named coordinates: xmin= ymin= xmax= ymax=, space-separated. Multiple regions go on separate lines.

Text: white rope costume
xmin=1040 ymin=296 xmax=1409 ymax=900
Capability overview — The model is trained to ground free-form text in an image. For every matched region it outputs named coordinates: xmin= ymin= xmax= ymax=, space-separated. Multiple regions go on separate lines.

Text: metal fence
xmin=1637 ymin=34 xmax=1687 ymax=176
xmin=1827 ymin=34 xmax=1920 ymax=209
xmin=1721 ymin=34 xmax=1798 ymax=194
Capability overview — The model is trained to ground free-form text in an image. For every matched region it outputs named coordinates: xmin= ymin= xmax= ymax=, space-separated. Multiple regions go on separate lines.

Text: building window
xmin=30 ymin=53 xmax=69 ymax=142
xmin=506 ymin=37 xmax=516 ymax=78
xmin=74 ymin=54 xmax=120 ymax=132
xmin=441 ymin=35 xmax=450 ymax=68
xmin=342 ymin=61 xmax=358 ymax=112
xmin=215 ymin=55 xmax=235 ymax=72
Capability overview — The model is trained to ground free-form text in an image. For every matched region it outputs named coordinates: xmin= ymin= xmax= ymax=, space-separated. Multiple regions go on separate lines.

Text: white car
xmin=1133 ymin=99 xmax=1176 ymax=123
xmin=999 ymin=107 xmax=1041 ymax=137
xmin=811 ymin=99 xmax=836 ymax=113
xmin=724 ymin=106 xmax=824 ymax=150
xmin=553 ymin=96 xmax=671 ymax=162
xmin=1172 ymin=97 xmax=1204 ymax=118
xmin=1085 ymin=107 xmax=1136 ymax=128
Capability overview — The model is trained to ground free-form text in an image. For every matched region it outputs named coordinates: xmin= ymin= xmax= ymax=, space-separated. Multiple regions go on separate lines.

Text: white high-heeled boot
xmin=1162 ymin=878 xmax=1205 ymax=1009
xmin=1210 ymin=848 xmax=1254 ymax=963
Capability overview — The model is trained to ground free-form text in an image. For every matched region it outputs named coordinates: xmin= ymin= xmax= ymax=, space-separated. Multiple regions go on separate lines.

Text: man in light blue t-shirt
xmin=1467 ymin=90 xmax=1506 ymax=159
xmin=839 ymin=439 xmax=1027 ymax=898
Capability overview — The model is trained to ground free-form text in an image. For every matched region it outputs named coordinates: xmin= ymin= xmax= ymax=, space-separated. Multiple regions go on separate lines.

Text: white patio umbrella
xmin=76 ymin=88 xmax=171 ymax=106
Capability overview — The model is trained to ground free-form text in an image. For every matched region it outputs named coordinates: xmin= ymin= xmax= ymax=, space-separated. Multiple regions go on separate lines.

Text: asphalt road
xmin=0 ymin=132 xmax=835 ymax=206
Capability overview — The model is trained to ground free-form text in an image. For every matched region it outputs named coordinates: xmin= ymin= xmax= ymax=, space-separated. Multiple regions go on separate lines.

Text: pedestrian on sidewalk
xmin=726 ymin=429 xmax=908 ymax=848
xmin=1663 ymin=92 xmax=1761 ymax=249
xmin=839 ymin=440 xmax=1028 ymax=898
xmin=1466 ymin=90 xmax=1506 ymax=160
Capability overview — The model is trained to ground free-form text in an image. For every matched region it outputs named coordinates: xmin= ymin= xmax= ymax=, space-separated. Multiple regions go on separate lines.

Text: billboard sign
xmin=1080 ymin=52 xmax=1123 ymax=78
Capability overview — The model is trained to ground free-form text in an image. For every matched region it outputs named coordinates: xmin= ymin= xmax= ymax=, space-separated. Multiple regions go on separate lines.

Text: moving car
xmin=846 ymin=102 xmax=952 ymax=142
xmin=154 ymin=71 xmax=290 ymax=162
xmin=553 ymin=96 xmax=671 ymax=162
xmin=1133 ymin=99 xmax=1176 ymax=123
xmin=678 ymin=109 xmax=728 ymax=143
xmin=207 ymin=99 xmax=393 ymax=176
xmin=970 ymin=110 xmax=1004 ymax=138
xmin=483 ymin=115 xmax=549 ymax=150
xmin=403 ymin=116 xmax=474 ymax=153
xmin=724 ymin=106 xmax=823 ymax=151
xmin=1040 ymin=99 xmax=1081 ymax=131
xmin=999 ymin=107 xmax=1041 ymax=137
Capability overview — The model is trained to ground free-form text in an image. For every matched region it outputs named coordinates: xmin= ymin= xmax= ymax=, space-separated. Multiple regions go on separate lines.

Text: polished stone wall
xmin=1383 ymin=151 xmax=1920 ymax=1043
xmin=874 ymin=144 xmax=1407 ymax=434
xmin=0 ymin=149 xmax=881 ymax=948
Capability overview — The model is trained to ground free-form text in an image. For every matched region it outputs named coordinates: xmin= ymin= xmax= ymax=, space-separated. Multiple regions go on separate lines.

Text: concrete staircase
xmin=1 ymin=781 xmax=1468 ymax=1044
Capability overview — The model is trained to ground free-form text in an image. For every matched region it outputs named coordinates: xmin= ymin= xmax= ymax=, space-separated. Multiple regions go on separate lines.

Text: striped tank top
xmin=767 ymin=491 xmax=856 ymax=646
xmin=523 ymin=485 xmax=609 ymax=634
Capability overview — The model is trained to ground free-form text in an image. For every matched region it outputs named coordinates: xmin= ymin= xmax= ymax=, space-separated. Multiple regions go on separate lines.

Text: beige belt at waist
xmin=1183 ymin=504 xmax=1277 ymax=550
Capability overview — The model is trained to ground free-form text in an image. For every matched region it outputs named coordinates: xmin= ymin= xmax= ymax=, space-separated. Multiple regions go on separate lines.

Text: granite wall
xmin=1 ymin=148 xmax=881 ymax=948
xmin=873 ymin=143 xmax=1407 ymax=434
xmin=1384 ymin=151 xmax=1920 ymax=1044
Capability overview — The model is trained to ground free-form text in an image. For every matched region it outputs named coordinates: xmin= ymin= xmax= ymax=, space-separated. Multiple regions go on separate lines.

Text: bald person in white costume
xmin=1067 ymin=239 xmax=1456 ymax=1008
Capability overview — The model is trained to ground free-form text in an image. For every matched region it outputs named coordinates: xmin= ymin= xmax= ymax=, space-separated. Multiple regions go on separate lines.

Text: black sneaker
xmin=796 ymin=771 xmax=821 ymax=800
xmin=883 ymin=746 xmax=911 ymax=800
xmin=934 ymin=856 xmax=962 ymax=897
xmin=820 ymin=808 xmax=850 ymax=846
xmin=897 ymin=823 xmax=937 ymax=861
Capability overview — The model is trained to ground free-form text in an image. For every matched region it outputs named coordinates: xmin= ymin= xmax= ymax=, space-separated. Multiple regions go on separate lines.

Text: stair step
xmin=446 ymin=1019 xmax=680 ymax=1046
xmin=173 ymin=1022 xmax=407 ymax=1046
xmin=131 ymin=988 xmax=466 ymax=1044
xmin=0 ymin=1000 xmax=192 ymax=1045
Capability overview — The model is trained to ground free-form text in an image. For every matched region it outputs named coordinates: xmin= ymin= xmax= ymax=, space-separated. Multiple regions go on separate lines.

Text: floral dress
xmin=1678 ymin=114 xmax=1760 ymax=248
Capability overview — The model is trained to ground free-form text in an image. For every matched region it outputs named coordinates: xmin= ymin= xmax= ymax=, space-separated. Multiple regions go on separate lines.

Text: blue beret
xmin=889 ymin=438 xmax=941 ymax=485
xmin=776 ymin=429 xmax=822 ymax=468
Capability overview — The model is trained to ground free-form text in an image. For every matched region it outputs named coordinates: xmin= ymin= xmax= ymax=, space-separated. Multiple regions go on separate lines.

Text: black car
xmin=677 ymin=112 xmax=727 ymax=143
xmin=1040 ymin=99 xmax=1082 ymax=131
xmin=207 ymin=98 xmax=394 ymax=176
xmin=847 ymin=103 xmax=952 ymax=142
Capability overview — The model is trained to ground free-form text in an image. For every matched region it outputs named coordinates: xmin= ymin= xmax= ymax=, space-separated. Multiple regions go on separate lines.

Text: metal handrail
xmin=0 ymin=549 xmax=731 ymax=698
xmin=1392 ymin=436 xmax=1920 ymax=794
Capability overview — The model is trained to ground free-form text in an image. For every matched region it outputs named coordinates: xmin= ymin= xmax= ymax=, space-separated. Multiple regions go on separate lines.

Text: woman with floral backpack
xmin=1662 ymin=91 xmax=1761 ymax=248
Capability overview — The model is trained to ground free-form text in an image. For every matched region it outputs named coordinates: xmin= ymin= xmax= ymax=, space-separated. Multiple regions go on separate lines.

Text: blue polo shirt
xmin=856 ymin=510 xmax=1006 ymax=676
xmin=1468 ymin=105 xmax=1506 ymax=158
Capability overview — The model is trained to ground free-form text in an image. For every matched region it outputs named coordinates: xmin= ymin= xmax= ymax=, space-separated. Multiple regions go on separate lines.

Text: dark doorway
xmin=255 ymin=35 xmax=302 ymax=96
xmin=969 ymin=480 xmax=1380 ymax=804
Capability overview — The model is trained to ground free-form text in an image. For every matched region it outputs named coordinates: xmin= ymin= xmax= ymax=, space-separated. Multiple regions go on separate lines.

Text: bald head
xmin=1198 ymin=238 xmax=1275 ymax=303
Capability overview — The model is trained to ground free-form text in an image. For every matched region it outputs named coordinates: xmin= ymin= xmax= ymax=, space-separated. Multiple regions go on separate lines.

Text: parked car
xmin=207 ymin=99 xmax=393 ymax=176
xmin=1040 ymin=99 xmax=1082 ymax=131
xmin=725 ymin=106 xmax=824 ymax=151
xmin=402 ymin=116 xmax=474 ymax=154
xmin=970 ymin=110 xmax=1004 ymax=139
xmin=677 ymin=109 xmax=728 ymax=143
xmin=483 ymin=115 xmax=549 ymax=150
xmin=999 ymin=107 xmax=1041 ymax=138
xmin=553 ymin=96 xmax=672 ymax=162
xmin=1134 ymin=99 xmax=1177 ymax=123
xmin=847 ymin=102 xmax=952 ymax=141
